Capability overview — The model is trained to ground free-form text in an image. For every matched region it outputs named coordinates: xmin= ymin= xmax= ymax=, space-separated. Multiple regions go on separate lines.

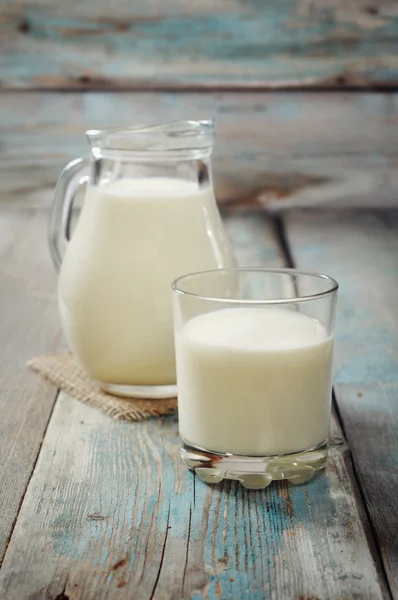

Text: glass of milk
xmin=172 ymin=268 xmax=338 ymax=489
xmin=49 ymin=121 xmax=235 ymax=398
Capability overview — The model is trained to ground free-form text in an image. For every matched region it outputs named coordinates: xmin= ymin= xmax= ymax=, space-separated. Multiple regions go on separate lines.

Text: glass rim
xmin=86 ymin=119 xmax=215 ymax=160
xmin=86 ymin=119 xmax=214 ymax=138
xmin=171 ymin=267 xmax=339 ymax=305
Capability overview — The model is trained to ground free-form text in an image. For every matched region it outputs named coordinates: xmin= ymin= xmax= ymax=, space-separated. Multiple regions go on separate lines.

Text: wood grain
xmin=284 ymin=208 xmax=398 ymax=598
xmin=0 ymin=208 xmax=390 ymax=599
xmin=0 ymin=207 xmax=66 ymax=564
xmin=1 ymin=0 xmax=398 ymax=89
xmin=336 ymin=383 xmax=398 ymax=597
xmin=1 ymin=91 xmax=398 ymax=209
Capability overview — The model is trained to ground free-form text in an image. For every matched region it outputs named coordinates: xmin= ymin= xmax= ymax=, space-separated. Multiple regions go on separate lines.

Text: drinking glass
xmin=172 ymin=268 xmax=338 ymax=489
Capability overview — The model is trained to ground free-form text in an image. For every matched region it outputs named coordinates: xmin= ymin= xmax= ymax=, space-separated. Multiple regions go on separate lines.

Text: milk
xmin=176 ymin=308 xmax=333 ymax=456
xmin=58 ymin=178 xmax=234 ymax=385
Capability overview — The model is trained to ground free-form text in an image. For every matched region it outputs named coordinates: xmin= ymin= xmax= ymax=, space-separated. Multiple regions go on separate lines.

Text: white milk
xmin=58 ymin=178 xmax=234 ymax=386
xmin=176 ymin=308 xmax=334 ymax=456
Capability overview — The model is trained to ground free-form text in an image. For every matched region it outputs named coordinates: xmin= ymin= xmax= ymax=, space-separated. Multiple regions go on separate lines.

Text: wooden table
xmin=1 ymin=0 xmax=398 ymax=596
xmin=0 ymin=200 xmax=397 ymax=599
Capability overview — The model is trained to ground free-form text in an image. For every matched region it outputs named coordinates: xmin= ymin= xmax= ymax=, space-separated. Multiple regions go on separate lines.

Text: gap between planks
xmin=2 ymin=85 xmax=398 ymax=93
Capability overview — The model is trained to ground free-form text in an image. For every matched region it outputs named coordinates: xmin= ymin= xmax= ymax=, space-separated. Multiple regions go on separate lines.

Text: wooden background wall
xmin=1 ymin=0 xmax=398 ymax=207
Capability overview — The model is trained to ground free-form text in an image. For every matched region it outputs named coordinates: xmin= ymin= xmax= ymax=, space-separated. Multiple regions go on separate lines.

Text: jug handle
xmin=49 ymin=157 xmax=89 ymax=272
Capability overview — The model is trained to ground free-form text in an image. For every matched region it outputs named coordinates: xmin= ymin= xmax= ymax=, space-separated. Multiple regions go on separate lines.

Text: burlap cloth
xmin=28 ymin=354 xmax=177 ymax=421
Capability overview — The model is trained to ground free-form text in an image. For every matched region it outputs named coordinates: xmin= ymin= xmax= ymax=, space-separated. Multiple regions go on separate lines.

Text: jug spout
xmin=86 ymin=120 xmax=215 ymax=159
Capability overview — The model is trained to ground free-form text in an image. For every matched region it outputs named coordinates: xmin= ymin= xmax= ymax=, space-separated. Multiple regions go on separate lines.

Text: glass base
xmin=100 ymin=382 xmax=177 ymax=399
xmin=181 ymin=440 xmax=328 ymax=489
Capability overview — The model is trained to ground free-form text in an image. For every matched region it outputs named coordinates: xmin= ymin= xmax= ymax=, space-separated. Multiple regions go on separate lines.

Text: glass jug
xmin=49 ymin=120 xmax=235 ymax=398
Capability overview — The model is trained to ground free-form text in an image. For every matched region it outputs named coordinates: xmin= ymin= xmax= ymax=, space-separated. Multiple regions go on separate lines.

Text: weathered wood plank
xmin=1 ymin=91 xmax=398 ymax=208
xmin=0 ymin=208 xmax=390 ymax=599
xmin=336 ymin=383 xmax=398 ymax=596
xmin=0 ymin=207 xmax=66 ymax=564
xmin=1 ymin=0 xmax=398 ymax=89
xmin=284 ymin=208 xmax=398 ymax=598
xmin=0 ymin=394 xmax=389 ymax=600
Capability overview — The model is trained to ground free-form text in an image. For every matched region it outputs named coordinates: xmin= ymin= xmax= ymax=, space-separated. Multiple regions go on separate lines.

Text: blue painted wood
xmin=1 ymin=0 xmax=398 ymax=88
xmin=285 ymin=209 xmax=398 ymax=598
xmin=0 ymin=394 xmax=389 ymax=599
xmin=0 ymin=209 xmax=390 ymax=599
xmin=336 ymin=383 xmax=398 ymax=597
xmin=1 ymin=91 xmax=398 ymax=208
xmin=285 ymin=211 xmax=398 ymax=387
